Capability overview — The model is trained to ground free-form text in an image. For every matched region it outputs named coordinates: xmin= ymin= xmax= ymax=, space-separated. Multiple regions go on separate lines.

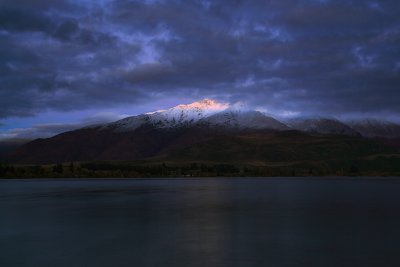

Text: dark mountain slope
xmin=156 ymin=130 xmax=395 ymax=164
xmin=349 ymin=119 xmax=400 ymax=138
xmin=10 ymin=125 xmax=184 ymax=164
xmin=287 ymin=118 xmax=360 ymax=136
xmin=9 ymin=123 xmax=397 ymax=165
xmin=0 ymin=139 xmax=30 ymax=160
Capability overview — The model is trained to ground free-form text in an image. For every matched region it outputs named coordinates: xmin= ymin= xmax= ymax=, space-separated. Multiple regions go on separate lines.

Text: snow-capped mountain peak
xmin=104 ymin=99 xmax=230 ymax=130
xmin=175 ymin=98 xmax=228 ymax=111
xmin=93 ymin=99 xmax=400 ymax=138
xmin=147 ymin=99 xmax=228 ymax=115
xmin=150 ymin=99 xmax=229 ymax=126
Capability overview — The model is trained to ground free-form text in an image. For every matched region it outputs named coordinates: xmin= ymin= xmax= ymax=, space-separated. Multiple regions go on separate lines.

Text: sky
xmin=1 ymin=0 xmax=400 ymax=139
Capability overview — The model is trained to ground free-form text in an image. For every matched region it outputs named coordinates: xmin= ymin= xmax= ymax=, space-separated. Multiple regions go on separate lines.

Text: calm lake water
xmin=1 ymin=178 xmax=400 ymax=267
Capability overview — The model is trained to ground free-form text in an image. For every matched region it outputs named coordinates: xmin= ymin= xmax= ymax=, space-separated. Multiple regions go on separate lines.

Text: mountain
xmin=0 ymin=139 xmax=30 ymax=160
xmin=286 ymin=118 xmax=360 ymax=136
xmin=348 ymin=119 xmax=400 ymax=139
xmin=102 ymin=99 xmax=229 ymax=131
xmin=201 ymin=110 xmax=289 ymax=130
xmin=99 ymin=99 xmax=289 ymax=131
xmin=5 ymin=99 xmax=400 ymax=165
xmin=9 ymin=124 xmax=397 ymax=165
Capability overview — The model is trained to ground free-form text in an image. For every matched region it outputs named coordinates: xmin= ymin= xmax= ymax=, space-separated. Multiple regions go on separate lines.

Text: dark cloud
xmin=0 ymin=0 xmax=400 ymax=120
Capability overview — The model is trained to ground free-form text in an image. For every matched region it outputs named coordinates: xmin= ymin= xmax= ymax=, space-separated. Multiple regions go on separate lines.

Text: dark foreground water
xmin=1 ymin=178 xmax=400 ymax=267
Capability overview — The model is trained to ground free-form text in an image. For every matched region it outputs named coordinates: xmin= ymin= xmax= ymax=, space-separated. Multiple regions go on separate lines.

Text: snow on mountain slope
xmin=287 ymin=118 xmax=360 ymax=136
xmin=102 ymin=114 xmax=152 ymax=131
xmin=149 ymin=98 xmax=229 ymax=126
xmin=100 ymin=99 xmax=400 ymax=138
xmin=202 ymin=110 xmax=289 ymax=130
xmin=103 ymin=99 xmax=229 ymax=131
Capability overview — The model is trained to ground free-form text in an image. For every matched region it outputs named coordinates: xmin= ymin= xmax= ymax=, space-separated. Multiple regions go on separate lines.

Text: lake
xmin=1 ymin=178 xmax=400 ymax=267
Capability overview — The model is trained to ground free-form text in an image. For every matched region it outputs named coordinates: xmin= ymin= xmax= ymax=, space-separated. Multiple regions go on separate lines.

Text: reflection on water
xmin=1 ymin=178 xmax=400 ymax=267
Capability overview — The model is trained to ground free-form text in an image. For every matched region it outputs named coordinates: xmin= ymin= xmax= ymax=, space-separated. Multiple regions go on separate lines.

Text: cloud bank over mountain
xmin=1 ymin=0 xmax=400 ymax=126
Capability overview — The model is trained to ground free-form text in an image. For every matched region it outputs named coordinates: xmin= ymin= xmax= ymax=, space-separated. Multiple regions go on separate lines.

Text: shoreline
xmin=1 ymin=176 xmax=400 ymax=181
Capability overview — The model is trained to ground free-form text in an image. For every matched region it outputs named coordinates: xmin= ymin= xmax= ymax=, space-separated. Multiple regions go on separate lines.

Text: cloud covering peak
xmin=1 ymin=0 xmax=400 ymax=124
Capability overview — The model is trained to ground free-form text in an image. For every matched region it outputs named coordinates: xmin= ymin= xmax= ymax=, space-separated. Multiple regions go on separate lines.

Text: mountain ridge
xmin=4 ymin=99 xmax=400 ymax=165
xmin=95 ymin=99 xmax=400 ymax=138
